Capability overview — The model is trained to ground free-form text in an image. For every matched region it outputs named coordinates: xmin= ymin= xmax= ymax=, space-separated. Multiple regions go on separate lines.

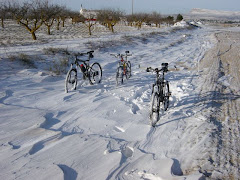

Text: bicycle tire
xmin=150 ymin=93 xmax=160 ymax=127
xmin=65 ymin=68 xmax=77 ymax=93
xmin=163 ymin=81 xmax=170 ymax=111
xmin=126 ymin=61 xmax=131 ymax=79
xmin=89 ymin=62 xmax=102 ymax=85
xmin=116 ymin=66 xmax=123 ymax=85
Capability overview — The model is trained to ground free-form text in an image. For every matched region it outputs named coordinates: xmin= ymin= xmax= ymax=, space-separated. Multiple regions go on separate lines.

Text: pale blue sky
xmin=52 ymin=0 xmax=240 ymax=14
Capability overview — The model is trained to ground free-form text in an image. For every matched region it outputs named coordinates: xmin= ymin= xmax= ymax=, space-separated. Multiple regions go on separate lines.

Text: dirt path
xmin=199 ymin=31 xmax=240 ymax=179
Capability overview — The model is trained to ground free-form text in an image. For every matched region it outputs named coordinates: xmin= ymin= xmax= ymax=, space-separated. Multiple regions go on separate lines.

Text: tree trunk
xmin=57 ymin=18 xmax=60 ymax=30
xmin=110 ymin=24 xmax=114 ymax=33
xmin=1 ymin=18 xmax=4 ymax=28
xmin=31 ymin=31 xmax=37 ymax=40
xmin=57 ymin=22 xmax=60 ymax=30
xmin=137 ymin=22 xmax=142 ymax=30
xmin=88 ymin=26 xmax=92 ymax=36
xmin=47 ymin=26 xmax=51 ymax=35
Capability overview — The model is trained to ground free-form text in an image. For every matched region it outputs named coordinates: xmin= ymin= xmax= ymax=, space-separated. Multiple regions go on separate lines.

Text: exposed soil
xmin=199 ymin=31 xmax=240 ymax=179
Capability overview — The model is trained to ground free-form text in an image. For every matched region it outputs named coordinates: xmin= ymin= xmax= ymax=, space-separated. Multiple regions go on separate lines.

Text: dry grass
xmin=7 ymin=53 xmax=36 ymax=68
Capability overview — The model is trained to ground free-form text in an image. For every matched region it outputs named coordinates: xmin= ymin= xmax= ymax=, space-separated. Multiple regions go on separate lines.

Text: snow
xmin=173 ymin=20 xmax=188 ymax=27
xmin=1 ymin=20 xmax=239 ymax=179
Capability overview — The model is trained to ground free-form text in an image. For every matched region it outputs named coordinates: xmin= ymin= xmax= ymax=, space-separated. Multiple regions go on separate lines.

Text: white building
xmin=80 ymin=5 xmax=99 ymax=19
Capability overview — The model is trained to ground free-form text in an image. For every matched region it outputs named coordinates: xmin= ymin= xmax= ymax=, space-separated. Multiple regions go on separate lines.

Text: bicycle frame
xmin=118 ymin=58 xmax=128 ymax=75
xmin=111 ymin=51 xmax=132 ymax=85
xmin=71 ymin=52 xmax=93 ymax=77
xmin=152 ymin=69 xmax=166 ymax=101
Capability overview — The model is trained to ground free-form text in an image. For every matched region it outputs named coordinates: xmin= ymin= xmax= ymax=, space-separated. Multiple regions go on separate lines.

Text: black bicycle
xmin=146 ymin=63 xmax=171 ymax=127
xmin=110 ymin=51 xmax=131 ymax=85
xmin=65 ymin=51 xmax=102 ymax=93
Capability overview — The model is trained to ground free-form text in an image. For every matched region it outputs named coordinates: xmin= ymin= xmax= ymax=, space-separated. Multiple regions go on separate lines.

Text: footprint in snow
xmin=121 ymin=146 xmax=134 ymax=158
xmin=0 ymin=90 xmax=13 ymax=103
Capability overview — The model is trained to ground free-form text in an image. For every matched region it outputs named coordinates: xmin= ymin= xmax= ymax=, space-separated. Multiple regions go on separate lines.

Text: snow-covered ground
xmin=0 ymin=21 xmax=239 ymax=179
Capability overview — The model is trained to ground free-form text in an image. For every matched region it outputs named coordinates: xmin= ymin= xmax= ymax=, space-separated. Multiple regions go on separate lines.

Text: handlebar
xmin=74 ymin=51 xmax=94 ymax=58
xmin=146 ymin=67 xmax=163 ymax=73
xmin=146 ymin=63 xmax=169 ymax=73
xmin=110 ymin=51 xmax=132 ymax=58
xmin=110 ymin=53 xmax=121 ymax=58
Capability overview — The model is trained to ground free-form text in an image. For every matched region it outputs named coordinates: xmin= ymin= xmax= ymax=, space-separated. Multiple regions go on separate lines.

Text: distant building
xmin=80 ymin=5 xmax=99 ymax=20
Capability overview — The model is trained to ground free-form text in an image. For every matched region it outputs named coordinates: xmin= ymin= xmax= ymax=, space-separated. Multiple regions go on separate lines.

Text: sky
xmin=51 ymin=0 xmax=240 ymax=14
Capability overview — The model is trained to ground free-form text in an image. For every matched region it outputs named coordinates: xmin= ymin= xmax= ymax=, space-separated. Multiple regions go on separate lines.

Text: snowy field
xmin=0 ymin=21 xmax=239 ymax=180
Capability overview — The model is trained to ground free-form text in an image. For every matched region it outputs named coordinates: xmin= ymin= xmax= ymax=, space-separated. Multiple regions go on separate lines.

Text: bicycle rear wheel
xmin=89 ymin=62 xmax=102 ymax=85
xmin=65 ymin=68 xmax=77 ymax=93
xmin=116 ymin=67 xmax=123 ymax=85
xmin=163 ymin=81 xmax=170 ymax=111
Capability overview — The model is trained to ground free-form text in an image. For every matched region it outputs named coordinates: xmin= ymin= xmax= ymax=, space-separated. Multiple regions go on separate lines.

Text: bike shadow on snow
xmin=154 ymin=90 xmax=240 ymax=127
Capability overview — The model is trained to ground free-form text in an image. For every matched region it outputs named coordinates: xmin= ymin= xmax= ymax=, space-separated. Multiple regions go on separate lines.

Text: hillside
xmin=187 ymin=8 xmax=240 ymax=21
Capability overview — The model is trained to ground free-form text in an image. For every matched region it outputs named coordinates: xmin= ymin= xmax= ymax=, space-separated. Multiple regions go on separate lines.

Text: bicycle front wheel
xmin=65 ymin=68 xmax=77 ymax=93
xmin=89 ymin=62 xmax=102 ymax=85
xmin=163 ymin=81 xmax=170 ymax=111
xmin=116 ymin=67 xmax=123 ymax=85
xmin=126 ymin=61 xmax=131 ymax=79
xmin=150 ymin=93 xmax=160 ymax=127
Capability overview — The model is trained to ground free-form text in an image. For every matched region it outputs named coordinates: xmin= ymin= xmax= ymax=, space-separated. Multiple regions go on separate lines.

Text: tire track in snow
xmin=139 ymin=127 xmax=156 ymax=151
xmin=29 ymin=133 xmax=62 ymax=155
xmin=199 ymin=32 xmax=240 ymax=178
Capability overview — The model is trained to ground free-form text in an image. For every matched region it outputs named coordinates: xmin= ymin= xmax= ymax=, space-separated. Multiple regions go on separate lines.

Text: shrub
xmin=43 ymin=47 xmax=70 ymax=55
xmin=176 ymin=14 xmax=183 ymax=22
xmin=8 ymin=53 xmax=36 ymax=68
xmin=49 ymin=57 xmax=68 ymax=75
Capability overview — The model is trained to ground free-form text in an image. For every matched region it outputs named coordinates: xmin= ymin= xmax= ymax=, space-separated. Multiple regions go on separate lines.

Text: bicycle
xmin=65 ymin=51 xmax=102 ymax=93
xmin=110 ymin=51 xmax=132 ymax=85
xmin=146 ymin=63 xmax=171 ymax=127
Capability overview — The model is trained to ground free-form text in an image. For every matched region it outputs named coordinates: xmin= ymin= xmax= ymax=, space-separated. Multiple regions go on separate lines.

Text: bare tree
xmin=69 ymin=11 xmax=85 ymax=24
xmin=55 ymin=6 xmax=68 ymax=30
xmin=126 ymin=13 xmax=149 ymax=29
xmin=97 ymin=9 xmax=123 ymax=33
xmin=126 ymin=14 xmax=134 ymax=26
xmin=0 ymin=1 xmax=9 ymax=28
xmin=9 ymin=0 xmax=45 ymax=40
xmin=60 ymin=9 xmax=69 ymax=27
xmin=150 ymin=12 xmax=162 ymax=28
xmin=83 ymin=13 xmax=97 ymax=36
xmin=163 ymin=16 xmax=174 ymax=26
xmin=42 ymin=3 xmax=61 ymax=35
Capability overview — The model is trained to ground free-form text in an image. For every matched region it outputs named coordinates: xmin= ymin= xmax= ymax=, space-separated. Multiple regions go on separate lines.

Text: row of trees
xmin=0 ymin=0 xmax=184 ymax=40
xmin=1 ymin=0 xmax=73 ymax=40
